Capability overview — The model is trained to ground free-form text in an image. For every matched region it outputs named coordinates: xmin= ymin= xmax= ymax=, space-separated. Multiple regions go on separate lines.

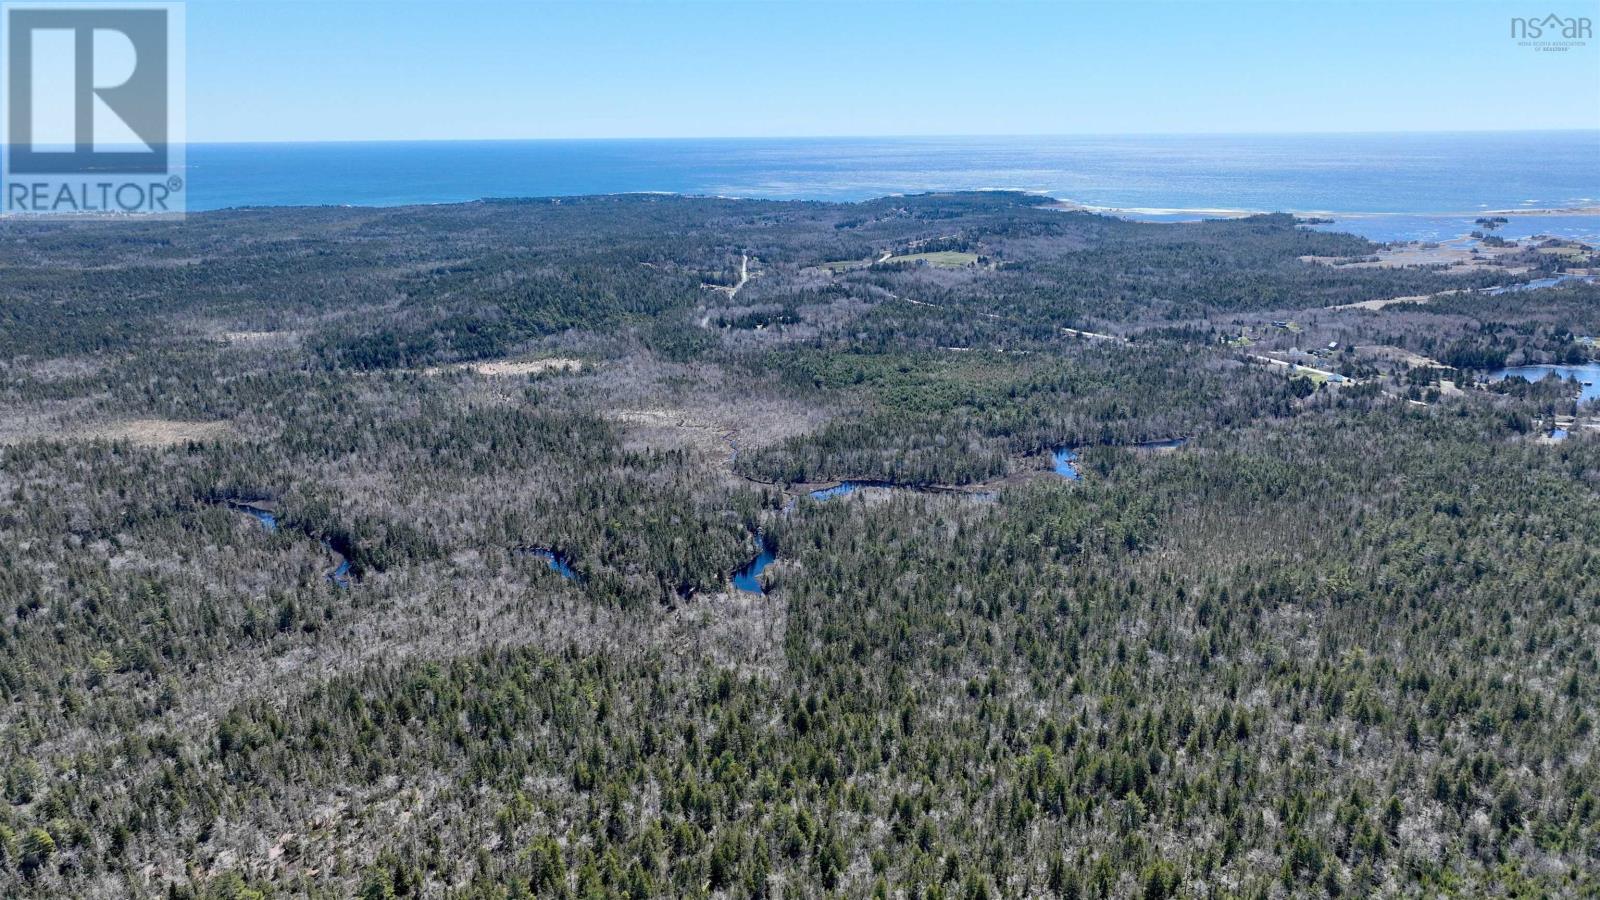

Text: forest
xmin=0 ymin=191 xmax=1596 ymax=898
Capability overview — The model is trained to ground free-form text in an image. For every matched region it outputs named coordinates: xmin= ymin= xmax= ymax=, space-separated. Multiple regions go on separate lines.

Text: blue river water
xmin=529 ymin=548 xmax=579 ymax=581
xmin=231 ymin=502 xmax=278 ymax=532
xmin=733 ymin=484 xmax=858 ymax=593
xmin=325 ymin=548 xmax=352 ymax=588
xmin=733 ymin=542 xmax=777 ymax=594
xmin=1052 ymin=448 xmax=1082 ymax=480
xmin=733 ymin=481 xmax=933 ymax=593
xmin=227 ymin=502 xmax=351 ymax=587
xmin=1050 ymin=438 xmax=1189 ymax=480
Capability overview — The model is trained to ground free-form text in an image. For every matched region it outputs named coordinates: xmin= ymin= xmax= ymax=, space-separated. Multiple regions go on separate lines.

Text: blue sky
xmin=187 ymin=0 xmax=1600 ymax=141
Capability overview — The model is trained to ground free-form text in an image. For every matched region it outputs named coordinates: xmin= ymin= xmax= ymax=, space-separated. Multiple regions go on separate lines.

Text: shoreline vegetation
xmin=1 ymin=191 xmax=1597 ymax=898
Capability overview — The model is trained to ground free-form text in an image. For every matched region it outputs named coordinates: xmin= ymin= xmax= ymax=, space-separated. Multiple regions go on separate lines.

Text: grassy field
xmin=884 ymin=250 xmax=980 ymax=268
xmin=1536 ymin=245 xmax=1590 ymax=258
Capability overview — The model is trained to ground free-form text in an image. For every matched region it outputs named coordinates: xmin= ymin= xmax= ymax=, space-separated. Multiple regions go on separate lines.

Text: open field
xmin=1301 ymin=238 xmax=1529 ymax=273
xmin=423 ymin=357 xmax=584 ymax=377
xmin=0 ymin=416 xmax=234 ymax=447
xmin=1327 ymin=288 xmax=1462 ymax=311
xmin=884 ymin=249 xmax=980 ymax=267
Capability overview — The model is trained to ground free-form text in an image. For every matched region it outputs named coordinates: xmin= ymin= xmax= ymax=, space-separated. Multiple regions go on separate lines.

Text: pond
xmin=1488 ymin=362 xmax=1600 ymax=403
xmin=1051 ymin=448 xmax=1081 ymax=480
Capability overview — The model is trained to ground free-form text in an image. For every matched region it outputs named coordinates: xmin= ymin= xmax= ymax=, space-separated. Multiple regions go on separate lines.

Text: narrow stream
xmin=226 ymin=501 xmax=353 ymax=588
xmin=526 ymin=547 xmax=580 ymax=581
xmin=733 ymin=480 xmax=983 ymax=594
xmin=325 ymin=546 xmax=353 ymax=587
xmin=1049 ymin=437 xmax=1189 ymax=480
xmin=228 ymin=501 xmax=278 ymax=531
xmin=1131 ymin=437 xmax=1189 ymax=453
xmin=733 ymin=484 xmax=872 ymax=593
xmin=226 ymin=436 xmax=1189 ymax=599
xmin=732 ymin=539 xmax=777 ymax=593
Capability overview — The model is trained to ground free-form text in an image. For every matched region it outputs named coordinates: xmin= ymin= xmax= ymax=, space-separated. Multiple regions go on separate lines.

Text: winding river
xmin=1049 ymin=437 xmax=1189 ymax=480
xmin=733 ymin=484 xmax=845 ymax=593
xmin=228 ymin=438 xmax=1189 ymax=598
xmin=226 ymin=501 xmax=353 ymax=588
xmin=228 ymin=496 xmax=586 ymax=590
xmin=733 ymin=482 xmax=925 ymax=594
xmin=738 ymin=438 xmax=1192 ymax=592
xmin=732 ymin=540 xmax=777 ymax=592
xmin=228 ymin=501 xmax=278 ymax=532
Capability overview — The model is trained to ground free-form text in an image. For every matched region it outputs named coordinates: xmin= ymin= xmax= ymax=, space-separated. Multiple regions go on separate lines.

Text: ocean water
xmin=183 ymin=132 xmax=1600 ymax=242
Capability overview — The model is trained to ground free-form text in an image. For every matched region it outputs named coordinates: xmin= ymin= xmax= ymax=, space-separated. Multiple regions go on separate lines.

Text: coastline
xmin=1046 ymin=199 xmax=1600 ymax=220
xmin=176 ymin=132 xmax=1599 ymax=217
xmin=1046 ymin=198 xmax=1600 ymax=244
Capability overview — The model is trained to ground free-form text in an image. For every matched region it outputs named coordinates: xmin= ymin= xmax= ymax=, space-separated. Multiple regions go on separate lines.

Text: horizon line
xmin=177 ymin=128 xmax=1600 ymax=146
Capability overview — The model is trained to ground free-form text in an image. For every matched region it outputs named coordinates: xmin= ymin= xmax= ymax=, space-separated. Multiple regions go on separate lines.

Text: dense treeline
xmin=0 ymin=193 xmax=1593 ymax=897
xmin=0 ymin=194 xmax=1514 ymax=365
xmin=8 ymin=402 xmax=1595 ymax=898
xmin=730 ymin=346 xmax=1299 ymax=485
xmin=1416 ymin=282 xmax=1600 ymax=371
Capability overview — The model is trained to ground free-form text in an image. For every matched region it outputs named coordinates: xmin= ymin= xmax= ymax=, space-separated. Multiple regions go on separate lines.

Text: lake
xmin=1483 ymin=274 xmax=1597 ymax=296
xmin=1489 ymin=363 xmax=1600 ymax=403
